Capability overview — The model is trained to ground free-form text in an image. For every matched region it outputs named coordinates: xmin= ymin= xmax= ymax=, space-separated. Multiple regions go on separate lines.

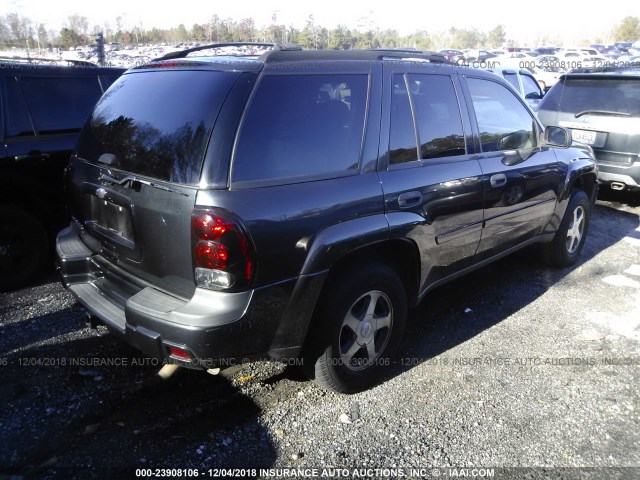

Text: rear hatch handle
xmin=98 ymin=172 xmax=189 ymax=197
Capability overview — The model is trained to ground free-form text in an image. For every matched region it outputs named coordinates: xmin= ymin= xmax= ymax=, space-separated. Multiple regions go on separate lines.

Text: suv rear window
xmin=232 ymin=74 xmax=368 ymax=185
xmin=540 ymin=77 xmax=640 ymax=117
xmin=77 ymin=70 xmax=238 ymax=185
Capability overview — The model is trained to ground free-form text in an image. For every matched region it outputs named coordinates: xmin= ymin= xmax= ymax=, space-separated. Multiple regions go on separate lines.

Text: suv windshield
xmin=540 ymin=77 xmax=640 ymax=117
xmin=76 ymin=69 xmax=239 ymax=185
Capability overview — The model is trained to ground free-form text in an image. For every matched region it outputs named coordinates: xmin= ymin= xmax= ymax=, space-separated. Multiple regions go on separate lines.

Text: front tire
xmin=303 ymin=263 xmax=407 ymax=393
xmin=542 ymin=189 xmax=590 ymax=267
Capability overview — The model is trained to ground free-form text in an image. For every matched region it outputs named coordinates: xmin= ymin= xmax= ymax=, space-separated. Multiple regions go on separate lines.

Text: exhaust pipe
xmin=157 ymin=363 xmax=180 ymax=379
xmin=610 ymin=182 xmax=625 ymax=191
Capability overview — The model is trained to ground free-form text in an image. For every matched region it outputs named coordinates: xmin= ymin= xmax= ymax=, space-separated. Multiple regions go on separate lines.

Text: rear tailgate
xmin=67 ymin=157 xmax=198 ymax=298
xmin=541 ymin=75 xmax=640 ymax=166
xmin=68 ymin=68 xmax=242 ymax=299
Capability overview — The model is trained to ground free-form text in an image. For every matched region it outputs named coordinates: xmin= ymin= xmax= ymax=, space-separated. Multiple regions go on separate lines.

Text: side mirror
xmin=525 ymin=91 xmax=543 ymax=99
xmin=543 ymin=126 xmax=572 ymax=148
xmin=497 ymin=130 xmax=530 ymax=150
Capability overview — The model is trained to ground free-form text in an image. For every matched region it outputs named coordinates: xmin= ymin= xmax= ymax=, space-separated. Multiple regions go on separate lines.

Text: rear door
xmin=461 ymin=75 xmax=566 ymax=260
xmin=69 ymin=68 xmax=246 ymax=299
xmin=378 ymin=64 xmax=485 ymax=291
xmin=3 ymin=74 xmax=104 ymax=226
xmin=219 ymin=64 xmax=384 ymax=288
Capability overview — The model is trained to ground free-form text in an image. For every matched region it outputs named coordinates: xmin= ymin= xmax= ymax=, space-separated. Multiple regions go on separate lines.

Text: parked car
xmin=498 ymin=51 xmax=538 ymax=60
xmin=580 ymin=55 xmax=615 ymax=68
xmin=559 ymin=48 xmax=599 ymax=56
xmin=537 ymin=67 xmax=640 ymax=192
xmin=0 ymin=60 xmax=124 ymax=291
xmin=57 ymin=44 xmax=598 ymax=393
xmin=536 ymin=55 xmax=562 ymax=67
xmin=524 ymin=66 xmax=562 ymax=91
xmin=486 ymin=67 xmax=545 ymax=109
xmin=590 ymin=44 xmax=620 ymax=55
xmin=614 ymin=42 xmax=633 ymax=53
xmin=462 ymin=50 xmax=498 ymax=63
xmin=534 ymin=47 xmax=560 ymax=55
xmin=438 ymin=49 xmax=465 ymax=62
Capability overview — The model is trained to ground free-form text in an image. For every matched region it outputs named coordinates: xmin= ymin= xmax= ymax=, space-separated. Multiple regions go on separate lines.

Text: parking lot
xmin=1 ymin=190 xmax=639 ymax=479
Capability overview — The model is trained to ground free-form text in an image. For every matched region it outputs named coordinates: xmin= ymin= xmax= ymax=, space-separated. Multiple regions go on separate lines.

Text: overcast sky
xmin=2 ymin=0 xmax=637 ymax=45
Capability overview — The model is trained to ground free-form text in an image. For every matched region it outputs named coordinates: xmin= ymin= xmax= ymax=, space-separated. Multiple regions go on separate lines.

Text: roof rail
xmin=259 ymin=49 xmax=451 ymax=64
xmin=374 ymin=49 xmax=448 ymax=63
xmin=0 ymin=56 xmax=98 ymax=67
xmin=156 ymin=42 xmax=301 ymax=61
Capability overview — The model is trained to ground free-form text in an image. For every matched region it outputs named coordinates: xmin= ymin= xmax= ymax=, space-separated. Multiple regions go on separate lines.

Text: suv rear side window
xmin=467 ymin=77 xmax=536 ymax=152
xmin=232 ymin=74 xmax=368 ymax=185
xmin=541 ymin=77 xmax=640 ymax=117
xmin=20 ymin=76 xmax=102 ymax=134
xmin=77 ymin=70 xmax=238 ymax=185
xmin=407 ymin=74 xmax=466 ymax=160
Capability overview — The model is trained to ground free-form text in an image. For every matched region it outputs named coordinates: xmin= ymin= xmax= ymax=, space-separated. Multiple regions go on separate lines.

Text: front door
xmin=462 ymin=76 xmax=566 ymax=260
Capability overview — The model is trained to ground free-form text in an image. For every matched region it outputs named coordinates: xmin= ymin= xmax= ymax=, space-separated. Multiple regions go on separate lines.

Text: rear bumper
xmin=56 ymin=225 xmax=326 ymax=368
xmin=596 ymin=160 xmax=640 ymax=190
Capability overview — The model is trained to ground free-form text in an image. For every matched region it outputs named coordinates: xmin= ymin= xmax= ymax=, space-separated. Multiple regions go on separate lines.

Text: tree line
xmin=1 ymin=12 xmax=639 ymax=53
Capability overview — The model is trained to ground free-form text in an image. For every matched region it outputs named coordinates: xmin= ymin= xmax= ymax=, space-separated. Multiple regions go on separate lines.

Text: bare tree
xmin=66 ymin=14 xmax=89 ymax=37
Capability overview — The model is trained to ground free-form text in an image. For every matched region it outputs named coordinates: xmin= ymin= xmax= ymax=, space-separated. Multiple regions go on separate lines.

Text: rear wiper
xmin=574 ymin=110 xmax=631 ymax=118
xmin=99 ymin=173 xmax=188 ymax=197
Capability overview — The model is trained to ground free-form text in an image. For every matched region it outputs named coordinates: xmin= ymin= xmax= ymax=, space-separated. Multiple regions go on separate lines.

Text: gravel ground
xmin=1 ymin=190 xmax=639 ymax=480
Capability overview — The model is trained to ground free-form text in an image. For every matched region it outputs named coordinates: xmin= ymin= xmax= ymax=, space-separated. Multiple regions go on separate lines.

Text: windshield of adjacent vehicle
xmin=539 ymin=77 xmax=640 ymax=117
xmin=76 ymin=70 xmax=239 ymax=185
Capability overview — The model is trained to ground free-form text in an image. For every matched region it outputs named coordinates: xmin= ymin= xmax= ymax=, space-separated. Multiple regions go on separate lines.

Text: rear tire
xmin=0 ymin=205 xmax=48 ymax=291
xmin=542 ymin=189 xmax=590 ymax=267
xmin=302 ymin=263 xmax=407 ymax=393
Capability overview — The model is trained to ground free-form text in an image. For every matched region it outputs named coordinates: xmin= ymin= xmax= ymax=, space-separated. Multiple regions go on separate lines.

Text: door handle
xmin=398 ymin=191 xmax=423 ymax=208
xmin=490 ymin=174 xmax=507 ymax=188
xmin=14 ymin=152 xmax=50 ymax=162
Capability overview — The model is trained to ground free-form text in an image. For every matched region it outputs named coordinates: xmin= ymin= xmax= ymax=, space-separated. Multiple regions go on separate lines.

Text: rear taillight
xmin=169 ymin=346 xmax=192 ymax=361
xmin=191 ymin=209 xmax=255 ymax=290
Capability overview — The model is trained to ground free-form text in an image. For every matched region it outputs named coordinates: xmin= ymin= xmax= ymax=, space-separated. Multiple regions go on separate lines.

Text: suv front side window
xmin=232 ymin=74 xmax=368 ymax=185
xmin=5 ymin=77 xmax=34 ymax=137
xmin=521 ymin=74 xmax=541 ymax=98
xmin=467 ymin=77 xmax=536 ymax=152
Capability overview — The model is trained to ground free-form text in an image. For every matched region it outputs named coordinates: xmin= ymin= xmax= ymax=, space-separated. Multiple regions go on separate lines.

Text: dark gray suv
xmin=57 ymin=44 xmax=598 ymax=393
xmin=537 ymin=67 xmax=640 ymax=192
